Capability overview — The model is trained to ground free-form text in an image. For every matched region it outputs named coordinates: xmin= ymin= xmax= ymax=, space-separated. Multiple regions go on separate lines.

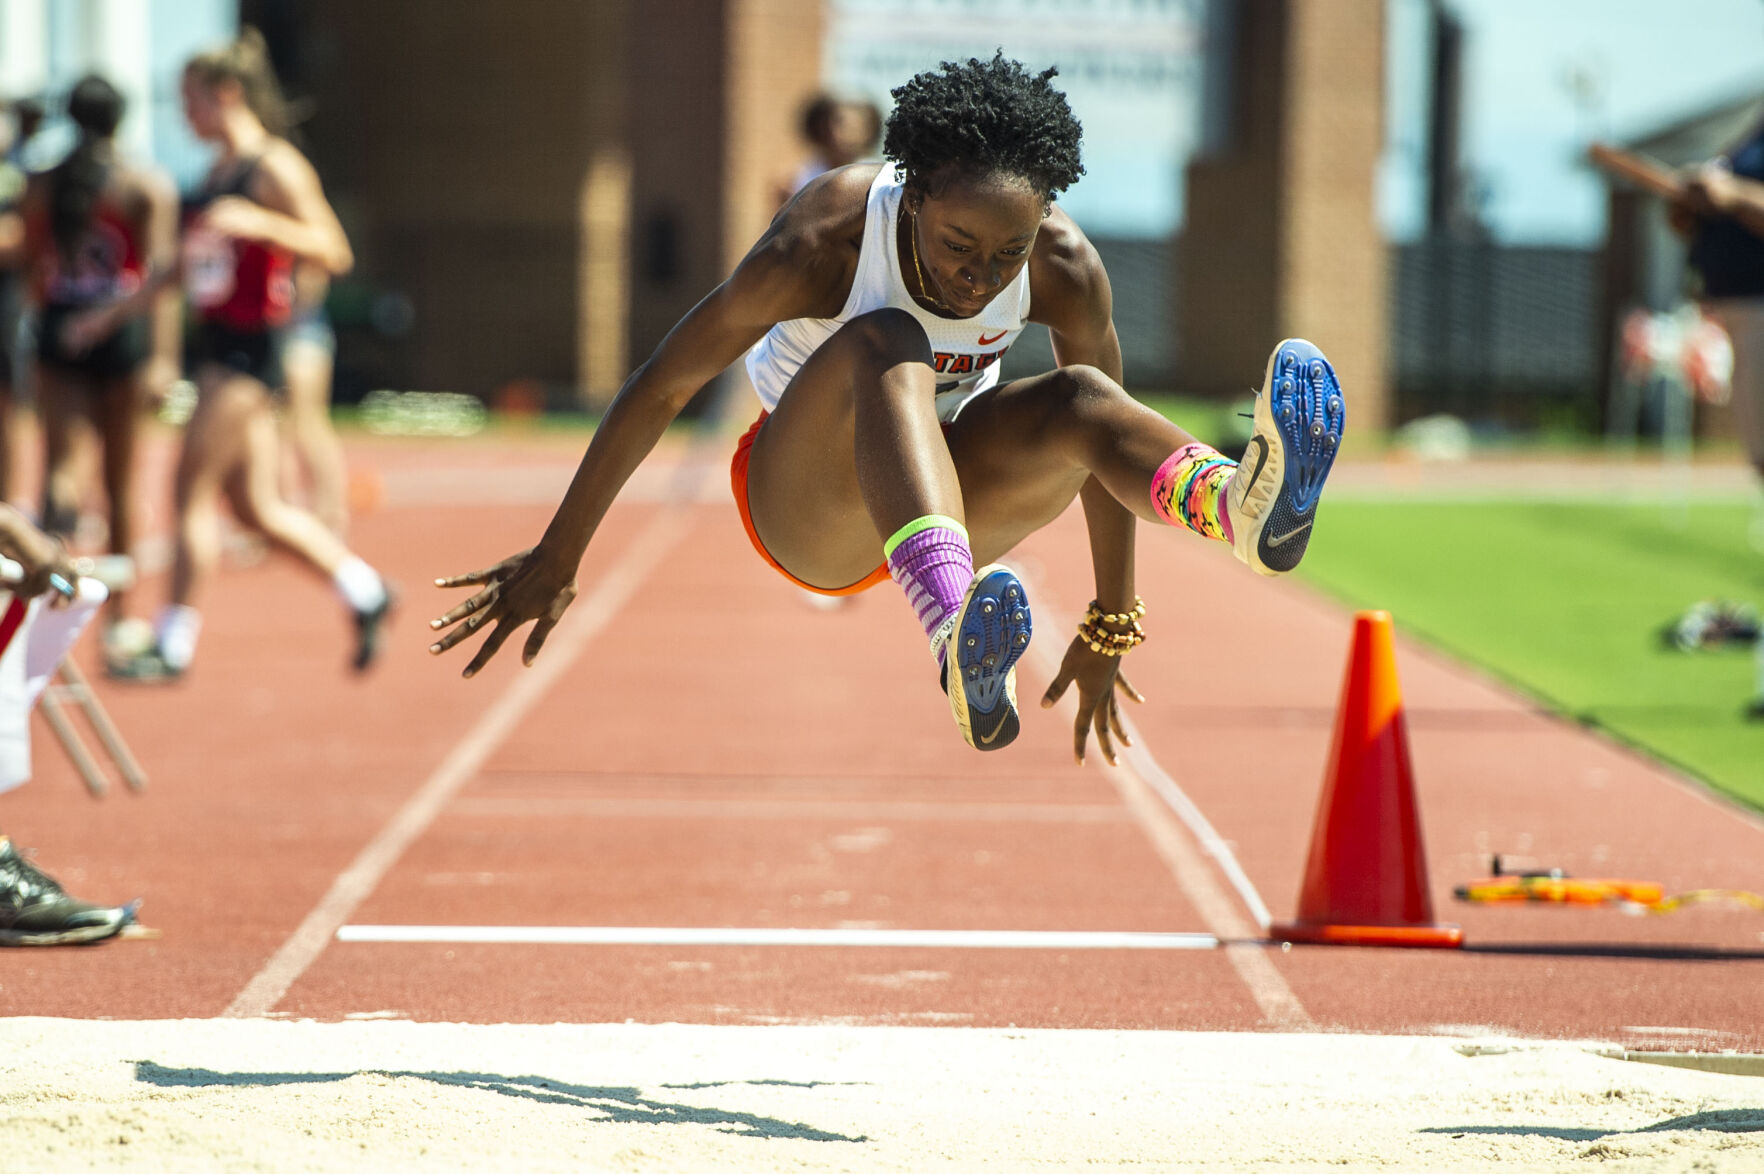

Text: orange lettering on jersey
xmin=948 ymin=354 xmax=974 ymax=375
xmin=932 ymin=353 xmax=952 ymax=373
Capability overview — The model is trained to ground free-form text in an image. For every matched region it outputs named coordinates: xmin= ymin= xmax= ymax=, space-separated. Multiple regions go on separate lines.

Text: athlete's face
xmin=180 ymin=73 xmax=223 ymax=141
xmin=907 ymin=169 xmax=1046 ymax=318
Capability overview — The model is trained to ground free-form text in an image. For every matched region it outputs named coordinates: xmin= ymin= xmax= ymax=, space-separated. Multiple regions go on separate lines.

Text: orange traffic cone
xmin=1269 ymin=610 xmax=1463 ymax=948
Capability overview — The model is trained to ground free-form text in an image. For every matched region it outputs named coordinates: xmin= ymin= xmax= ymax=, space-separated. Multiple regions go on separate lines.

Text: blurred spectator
xmin=0 ymin=501 xmax=136 ymax=946
xmin=12 ymin=75 xmax=179 ymax=645
xmin=772 ymin=92 xmax=883 ymax=209
xmin=1673 ymin=114 xmax=1764 ymax=717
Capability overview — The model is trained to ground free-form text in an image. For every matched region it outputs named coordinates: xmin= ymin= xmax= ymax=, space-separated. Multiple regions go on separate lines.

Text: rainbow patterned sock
xmin=884 ymin=515 xmax=974 ymax=663
xmin=1150 ymin=443 xmax=1237 ymax=543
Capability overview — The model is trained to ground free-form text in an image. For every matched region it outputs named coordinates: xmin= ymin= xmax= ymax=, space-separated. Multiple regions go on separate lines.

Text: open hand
xmin=1039 ymin=636 xmax=1145 ymax=766
xmin=429 ymin=547 xmax=578 ymax=677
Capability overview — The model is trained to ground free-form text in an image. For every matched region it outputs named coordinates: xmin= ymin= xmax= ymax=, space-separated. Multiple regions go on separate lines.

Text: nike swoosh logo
xmin=1240 ymin=435 xmax=1269 ymax=497
xmin=1266 ymin=521 xmax=1312 ymax=548
xmin=977 ymin=330 xmax=1008 ymax=346
xmin=978 ymin=711 xmax=1012 ymax=744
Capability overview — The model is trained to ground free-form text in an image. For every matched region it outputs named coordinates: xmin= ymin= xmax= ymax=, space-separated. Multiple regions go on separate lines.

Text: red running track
xmin=3 ymin=428 xmax=1762 ymax=1051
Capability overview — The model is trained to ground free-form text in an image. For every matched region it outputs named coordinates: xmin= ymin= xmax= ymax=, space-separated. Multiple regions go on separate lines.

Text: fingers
xmin=522 ymin=617 xmax=557 ymax=666
xmin=1092 ymin=704 xmax=1119 ymax=767
xmin=430 ymin=585 xmax=496 ymax=632
xmin=433 ymin=566 xmax=498 ymax=590
xmin=1107 ymin=694 xmax=1132 ymax=750
xmin=428 ymin=602 xmax=498 ymax=654
xmin=1113 ymin=671 xmax=1145 ymax=705
xmin=462 ymin=620 xmax=514 ymax=678
xmin=1041 ymin=668 xmax=1072 ymax=710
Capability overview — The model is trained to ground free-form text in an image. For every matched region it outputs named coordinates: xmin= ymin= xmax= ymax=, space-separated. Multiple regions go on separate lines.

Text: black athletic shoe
xmin=104 ymin=647 xmax=184 ymax=683
xmin=352 ymin=590 xmax=396 ymax=673
xmin=0 ymin=839 xmax=136 ymax=946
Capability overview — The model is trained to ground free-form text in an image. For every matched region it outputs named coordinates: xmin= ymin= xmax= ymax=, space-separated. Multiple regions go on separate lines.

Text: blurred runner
xmin=70 ymin=29 xmax=391 ymax=682
xmin=433 ymin=55 xmax=1345 ymax=762
xmin=6 ymin=76 xmax=179 ymax=642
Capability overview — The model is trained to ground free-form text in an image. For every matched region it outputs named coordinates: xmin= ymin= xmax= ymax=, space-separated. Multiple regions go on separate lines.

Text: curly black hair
xmin=883 ymin=52 xmax=1084 ymax=200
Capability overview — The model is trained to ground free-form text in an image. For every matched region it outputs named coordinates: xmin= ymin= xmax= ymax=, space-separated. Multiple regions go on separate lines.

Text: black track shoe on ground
xmin=1227 ymin=338 xmax=1346 ymax=575
xmin=0 ymin=839 xmax=136 ymax=946
xmin=104 ymin=646 xmax=184 ymax=683
xmin=352 ymin=590 xmax=397 ymax=673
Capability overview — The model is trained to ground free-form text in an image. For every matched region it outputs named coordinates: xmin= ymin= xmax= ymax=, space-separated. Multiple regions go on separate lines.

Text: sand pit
xmin=4 ymin=1019 xmax=1762 ymax=1171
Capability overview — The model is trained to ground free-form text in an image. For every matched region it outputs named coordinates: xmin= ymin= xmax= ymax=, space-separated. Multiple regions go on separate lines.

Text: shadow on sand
xmin=132 ymin=1062 xmax=867 ymax=1142
xmin=1420 ymin=1107 xmax=1764 ymax=1141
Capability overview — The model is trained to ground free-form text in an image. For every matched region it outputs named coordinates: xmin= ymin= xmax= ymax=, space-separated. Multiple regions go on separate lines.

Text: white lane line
xmin=221 ymin=506 xmax=698 ymax=1019
xmin=337 ymin=925 xmax=1219 ymax=949
xmin=1115 ymin=719 xmax=1274 ymax=931
xmin=448 ymin=797 xmax=1130 ymax=823
xmin=1021 ymin=580 xmax=1312 ymax=1031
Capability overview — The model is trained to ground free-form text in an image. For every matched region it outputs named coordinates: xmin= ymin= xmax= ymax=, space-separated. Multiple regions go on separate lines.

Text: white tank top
xmin=744 ymin=163 xmax=1032 ymax=423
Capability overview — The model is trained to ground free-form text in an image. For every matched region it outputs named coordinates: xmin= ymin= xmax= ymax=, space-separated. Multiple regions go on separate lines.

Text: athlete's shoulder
xmin=1029 ymin=204 xmax=1111 ymax=323
xmin=771 ymin=162 xmax=880 ymax=253
xmin=738 ymin=162 xmax=879 ymax=316
xmin=251 ymin=138 xmax=324 ymax=199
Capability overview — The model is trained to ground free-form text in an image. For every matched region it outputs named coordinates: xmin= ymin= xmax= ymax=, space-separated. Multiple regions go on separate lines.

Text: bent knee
xmin=1038 ymin=364 xmax=1128 ymax=417
xmin=838 ymin=307 xmax=932 ymax=366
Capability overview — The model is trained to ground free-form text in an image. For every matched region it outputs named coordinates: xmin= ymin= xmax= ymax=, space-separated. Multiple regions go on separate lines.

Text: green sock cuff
xmin=882 ymin=514 xmax=968 ymax=558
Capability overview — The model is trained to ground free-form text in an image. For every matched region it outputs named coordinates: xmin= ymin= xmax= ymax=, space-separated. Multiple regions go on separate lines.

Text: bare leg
xmin=36 ymin=363 xmax=99 ymax=540
xmin=169 ymin=368 xmax=257 ymax=612
xmin=93 ymin=373 xmax=141 ymax=625
xmin=174 ymin=369 xmax=352 ymax=605
xmin=282 ymin=336 xmax=348 ymax=535
xmin=747 ymin=308 xmax=963 ymax=588
xmin=749 ymin=323 xmax=1198 ymax=581
xmin=232 ymin=391 xmax=353 ymax=576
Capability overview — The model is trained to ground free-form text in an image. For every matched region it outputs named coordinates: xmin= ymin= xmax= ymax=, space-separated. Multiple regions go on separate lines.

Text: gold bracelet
xmin=1084 ymin=597 xmax=1146 ymax=627
xmin=1076 ymin=613 xmax=1147 ymax=657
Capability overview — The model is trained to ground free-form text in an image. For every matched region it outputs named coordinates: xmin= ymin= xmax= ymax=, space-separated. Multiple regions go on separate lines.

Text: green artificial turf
xmin=1295 ymin=496 xmax=1764 ymax=810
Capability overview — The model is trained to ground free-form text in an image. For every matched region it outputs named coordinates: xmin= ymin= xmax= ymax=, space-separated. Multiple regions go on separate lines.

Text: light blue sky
xmin=1386 ymin=0 xmax=1764 ymax=245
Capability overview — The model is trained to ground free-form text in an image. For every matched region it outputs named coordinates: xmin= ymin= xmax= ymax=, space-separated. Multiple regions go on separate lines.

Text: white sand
xmin=4 ymin=1020 xmax=1762 ymax=1171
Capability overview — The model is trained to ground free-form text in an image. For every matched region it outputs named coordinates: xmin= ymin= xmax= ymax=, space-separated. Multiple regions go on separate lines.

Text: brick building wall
xmin=294 ymin=0 xmax=822 ymax=407
xmin=1178 ymin=0 xmax=1389 ymax=432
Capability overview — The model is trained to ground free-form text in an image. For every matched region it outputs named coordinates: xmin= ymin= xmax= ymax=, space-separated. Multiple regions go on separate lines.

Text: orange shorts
xmin=730 ymin=411 xmax=891 ymax=596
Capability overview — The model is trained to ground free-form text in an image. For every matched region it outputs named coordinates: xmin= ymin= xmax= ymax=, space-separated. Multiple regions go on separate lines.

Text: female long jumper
xmin=432 ymin=55 xmax=1345 ymax=764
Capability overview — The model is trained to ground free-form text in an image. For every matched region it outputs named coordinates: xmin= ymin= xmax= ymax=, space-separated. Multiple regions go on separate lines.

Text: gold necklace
xmin=905 ymin=207 xmax=951 ymax=312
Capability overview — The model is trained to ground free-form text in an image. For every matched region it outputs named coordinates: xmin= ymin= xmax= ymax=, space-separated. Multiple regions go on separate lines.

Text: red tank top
xmin=31 ymin=203 xmax=146 ymax=307
xmin=183 ymin=156 xmax=295 ymax=331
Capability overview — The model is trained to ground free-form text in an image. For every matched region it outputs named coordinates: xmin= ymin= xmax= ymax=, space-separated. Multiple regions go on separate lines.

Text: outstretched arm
xmin=1680 ymin=161 xmax=1764 ymax=240
xmin=1031 ymin=210 xmax=1145 ymax=766
xmin=429 ymin=213 xmax=844 ymax=677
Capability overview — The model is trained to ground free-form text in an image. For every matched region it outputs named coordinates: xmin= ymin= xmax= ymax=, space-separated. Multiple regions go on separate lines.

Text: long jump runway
xmin=5 ymin=428 xmax=1764 ymax=1052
